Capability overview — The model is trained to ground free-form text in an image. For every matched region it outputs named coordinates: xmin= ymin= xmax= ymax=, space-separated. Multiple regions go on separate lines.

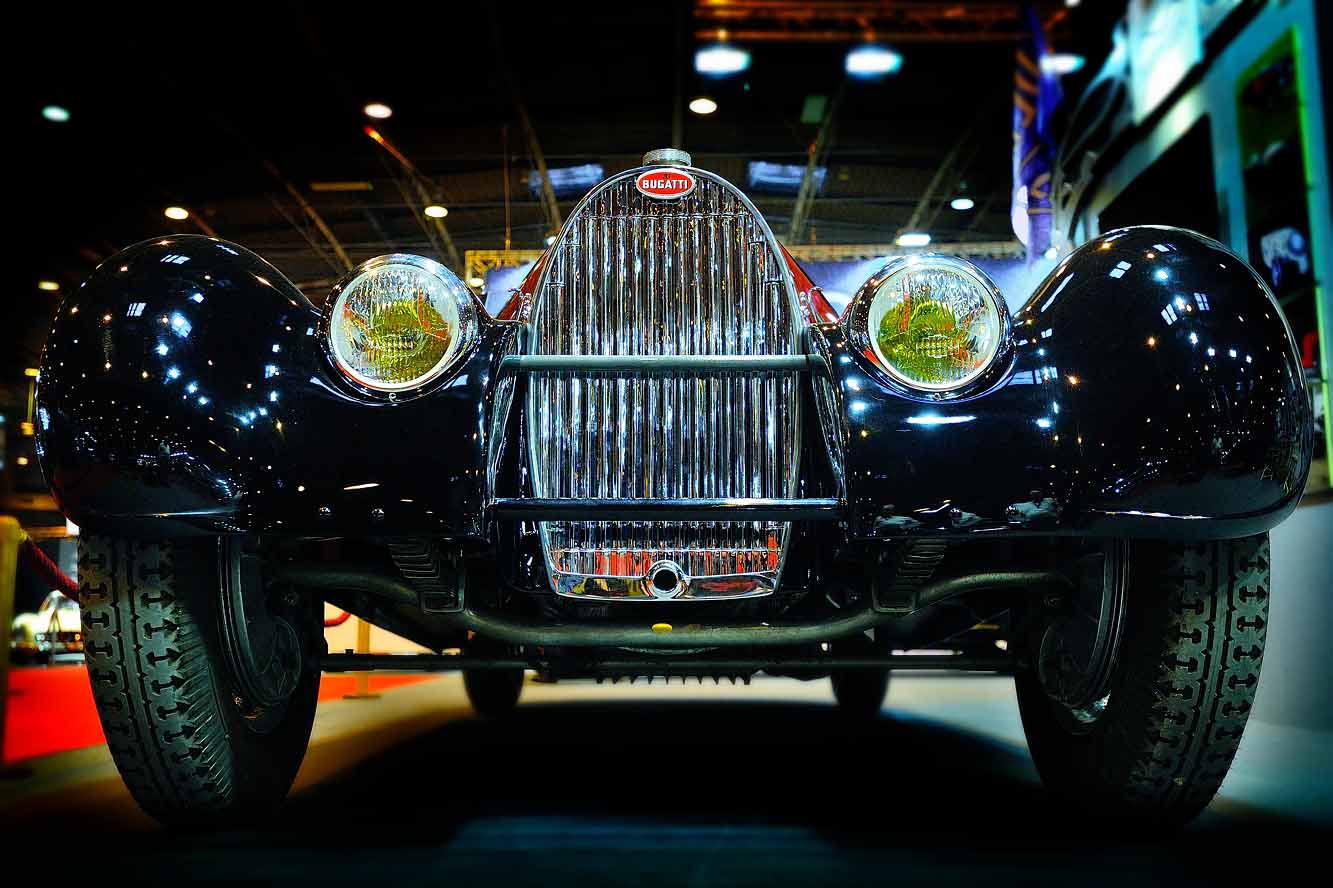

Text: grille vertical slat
xmin=529 ymin=172 xmax=800 ymax=585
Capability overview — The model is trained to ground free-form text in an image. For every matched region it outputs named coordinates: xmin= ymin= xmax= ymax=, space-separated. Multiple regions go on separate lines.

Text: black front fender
xmin=36 ymin=235 xmax=514 ymax=538
xmin=820 ymin=226 xmax=1313 ymax=539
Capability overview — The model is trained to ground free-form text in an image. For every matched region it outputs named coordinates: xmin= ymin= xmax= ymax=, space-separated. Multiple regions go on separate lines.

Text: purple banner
xmin=1012 ymin=3 xmax=1062 ymax=261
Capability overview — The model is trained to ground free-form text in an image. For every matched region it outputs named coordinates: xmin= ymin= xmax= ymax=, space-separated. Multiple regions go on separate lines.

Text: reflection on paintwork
xmin=818 ymin=226 xmax=1311 ymax=539
xmin=35 ymin=234 xmax=518 ymax=538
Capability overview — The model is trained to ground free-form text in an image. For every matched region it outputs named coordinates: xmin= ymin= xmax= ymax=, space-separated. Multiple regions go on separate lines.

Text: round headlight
xmin=327 ymin=255 xmax=477 ymax=392
xmin=860 ymin=256 xmax=1007 ymax=391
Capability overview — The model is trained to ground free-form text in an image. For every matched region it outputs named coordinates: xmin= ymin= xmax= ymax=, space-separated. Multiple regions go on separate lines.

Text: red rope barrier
xmin=324 ymin=610 xmax=352 ymax=628
xmin=19 ymin=537 xmax=81 ymax=601
xmin=17 ymin=528 xmax=352 ymax=629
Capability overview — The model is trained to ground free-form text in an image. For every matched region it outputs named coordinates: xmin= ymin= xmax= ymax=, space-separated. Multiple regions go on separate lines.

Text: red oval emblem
xmin=635 ymin=168 xmax=696 ymax=200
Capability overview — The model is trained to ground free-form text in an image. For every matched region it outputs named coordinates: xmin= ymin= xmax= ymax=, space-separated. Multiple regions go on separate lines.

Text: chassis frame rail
xmin=275 ymin=563 xmax=1068 ymax=649
xmin=320 ymin=653 xmax=1017 ymax=673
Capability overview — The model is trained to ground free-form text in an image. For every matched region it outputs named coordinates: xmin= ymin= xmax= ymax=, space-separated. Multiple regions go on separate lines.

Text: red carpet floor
xmin=2 ymin=665 xmax=435 ymax=764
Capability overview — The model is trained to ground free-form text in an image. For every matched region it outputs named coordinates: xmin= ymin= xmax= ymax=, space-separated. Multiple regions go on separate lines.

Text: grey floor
xmin=3 ymin=502 xmax=1329 ymax=884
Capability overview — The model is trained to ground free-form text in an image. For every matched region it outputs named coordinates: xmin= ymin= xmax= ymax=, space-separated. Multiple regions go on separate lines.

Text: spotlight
xmin=38 ymin=280 xmax=60 ymax=292
xmin=845 ymin=44 xmax=903 ymax=79
xmin=950 ymin=197 xmax=975 ymax=211
xmin=424 ymin=205 xmax=448 ymax=218
xmin=896 ymin=232 xmax=931 ymax=248
xmin=467 ymin=276 xmax=484 ymax=288
xmin=363 ymin=103 xmax=393 ymax=119
xmin=689 ymin=97 xmax=718 ymax=115
xmin=1040 ymin=53 xmax=1086 ymax=76
xmin=544 ymin=234 xmax=558 ymax=246
xmin=695 ymin=43 xmax=750 ymax=77
xmin=42 ymin=105 xmax=71 ymax=123
xmin=164 ymin=206 xmax=189 ymax=221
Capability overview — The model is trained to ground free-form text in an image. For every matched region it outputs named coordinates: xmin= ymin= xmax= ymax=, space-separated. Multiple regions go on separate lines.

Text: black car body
xmin=33 ymin=151 xmax=1313 ymax=826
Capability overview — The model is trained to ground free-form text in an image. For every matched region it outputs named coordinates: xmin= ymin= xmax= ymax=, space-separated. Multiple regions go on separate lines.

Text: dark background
xmin=13 ymin=0 xmax=1123 ymax=374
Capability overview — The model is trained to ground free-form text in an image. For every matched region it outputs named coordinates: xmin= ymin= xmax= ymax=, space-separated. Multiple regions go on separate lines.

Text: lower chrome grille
xmin=526 ymin=167 xmax=802 ymax=600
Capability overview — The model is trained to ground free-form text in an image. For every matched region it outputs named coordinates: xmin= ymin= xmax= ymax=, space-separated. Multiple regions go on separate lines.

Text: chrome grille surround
xmin=526 ymin=166 xmax=803 ymax=601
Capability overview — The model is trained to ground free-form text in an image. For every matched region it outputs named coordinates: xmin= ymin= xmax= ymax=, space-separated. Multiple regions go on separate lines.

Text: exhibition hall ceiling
xmin=17 ymin=1 xmax=1117 ymax=371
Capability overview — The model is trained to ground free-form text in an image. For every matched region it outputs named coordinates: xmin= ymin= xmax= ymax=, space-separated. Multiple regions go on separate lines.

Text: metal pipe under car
xmin=320 ymin=653 xmax=1017 ymax=673
xmin=273 ymin=562 xmax=1069 ymax=649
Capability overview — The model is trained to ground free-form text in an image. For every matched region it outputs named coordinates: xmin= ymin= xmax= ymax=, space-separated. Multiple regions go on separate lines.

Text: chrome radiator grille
xmin=526 ymin=169 xmax=801 ymax=599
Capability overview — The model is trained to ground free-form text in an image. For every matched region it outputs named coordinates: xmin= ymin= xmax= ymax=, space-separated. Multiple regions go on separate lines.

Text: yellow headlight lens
xmin=329 ymin=258 xmax=472 ymax=391
xmin=867 ymin=260 xmax=1004 ymax=391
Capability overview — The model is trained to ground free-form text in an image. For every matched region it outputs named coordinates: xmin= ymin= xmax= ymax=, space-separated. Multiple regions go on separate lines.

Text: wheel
xmin=830 ymin=633 xmax=890 ymax=718
xmin=1017 ymin=535 xmax=1269 ymax=825
xmin=79 ymin=535 xmax=321 ymax=827
xmin=462 ymin=637 xmax=524 ymax=717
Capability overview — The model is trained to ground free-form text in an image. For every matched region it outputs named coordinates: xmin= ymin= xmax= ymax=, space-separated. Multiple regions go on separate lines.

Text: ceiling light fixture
xmin=467 ymin=276 xmax=484 ymax=287
xmin=950 ymin=197 xmax=975 ymax=211
xmin=164 ymin=206 xmax=189 ymax=220
xmin=1040 ymin=53 xmax=1086 ymax=76
xmin=42 ymin=105 xmax=71 ymax=123
xmin=845 ymin=44 xmax=903 ymax=79
xmin=363 ymin=102 xmax=393 ymax=119
xmin=38 ymin=280 xmax=60 ymax=292
xmin=689 ymin=96 xmax=718 ymax=115
xmin=695 ymin=43 xmax=751 ymax=77
xmin=424 ymin=205 xmax=448 ymax=218
xmin=896 ymin=232 xmax=931 ymax=248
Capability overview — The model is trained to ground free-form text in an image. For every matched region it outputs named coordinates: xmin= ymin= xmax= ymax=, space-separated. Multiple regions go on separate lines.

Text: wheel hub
xmin=1036 ymin=540 xmax=1129 ymax=712
xmin=219 ymin=537 xmax=304 ymax=711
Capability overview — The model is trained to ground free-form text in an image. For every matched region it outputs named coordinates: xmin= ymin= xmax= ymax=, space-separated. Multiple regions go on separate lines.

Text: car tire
xmin=79 ymin=535 xmax=321 ymax=827
xmin=1016 ymin=534 xmax=1269 ymax=825
xmin=462 ymin=638 xmax=524 ymax=717
xmin=830 ymin=634 xmax=890 ymax=718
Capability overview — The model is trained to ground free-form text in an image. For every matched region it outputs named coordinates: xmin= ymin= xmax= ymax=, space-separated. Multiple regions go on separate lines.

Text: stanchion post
xmin=343 ymin=617 xmax=380 ymax=700
xmin=0 ymin=517 xmax=23 ymax=769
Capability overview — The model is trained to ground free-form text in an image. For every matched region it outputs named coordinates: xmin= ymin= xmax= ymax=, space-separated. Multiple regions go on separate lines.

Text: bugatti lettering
xmin=635 ymin=168 xmax=697 ymax=198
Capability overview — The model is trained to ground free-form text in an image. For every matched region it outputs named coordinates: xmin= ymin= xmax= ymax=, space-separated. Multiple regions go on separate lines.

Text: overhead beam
xmin=263 ymin=159 xmax=353 ymax=272
xmin=268 ymin=195 xmax=343 ymax=276
xmin=190 ymin=214 xmax=220 ymax=238
xmin=364 ymin=126 xmax=463 ymax=272
xmin=489 ymin=10 xmax=562 ymax=236
xmin=901 ymin=127 xmax=972 ymax=236
xmin=788 ymin=87 xmax=843 ymax=244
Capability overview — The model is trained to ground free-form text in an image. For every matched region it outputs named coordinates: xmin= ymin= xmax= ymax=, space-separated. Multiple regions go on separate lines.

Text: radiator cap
xmin=642 ymin=148 xmax=692 ymax=167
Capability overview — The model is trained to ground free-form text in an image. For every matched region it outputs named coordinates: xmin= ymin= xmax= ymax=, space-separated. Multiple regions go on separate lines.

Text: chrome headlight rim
xmin=321 ymin=253 xmax=480 ymax=399
xmin=846 ymin=254 xmax=1013 ymax=399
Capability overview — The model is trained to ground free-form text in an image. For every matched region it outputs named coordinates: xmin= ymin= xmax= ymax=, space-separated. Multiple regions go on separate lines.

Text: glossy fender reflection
xmin=823 ymin=226 xmax=1312 ymax=539
xmin=36 ymin=235 xmax=515 ymax=537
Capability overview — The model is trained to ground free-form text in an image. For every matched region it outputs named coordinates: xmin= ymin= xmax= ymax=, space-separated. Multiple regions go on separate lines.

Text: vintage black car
xmin=36 ymin=149 xmax=1312 ymax=827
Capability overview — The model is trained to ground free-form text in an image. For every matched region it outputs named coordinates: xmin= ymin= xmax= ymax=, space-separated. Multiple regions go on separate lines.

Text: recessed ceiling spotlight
xmin=164 ymin=206 xmax=189 ymax=221
xmin=38 ymin=280 xmax=60 ymax=292
xmin=42 ymin=105 xmax=71 ymax=123
xmin=950 ymin=197 xmax=975 ymax=211
xmin=363 ymin=102 xmax=393 ymax=119
xmin=845 ymin=44 xmax=903 ymax=79
xmin=1040 ymin=53 xmax=1086 ymax=76
xmin=424 ymin=205 xmax=448 ymax=218
xmin=695 ymin=43 xmax=751 ymax=77
xmin=467 ymin=276 xmax=484 ymax=287
xmin=896 ymin=232 xmax=931 ymax=248
xmin=689 ymin=96 xmax=718 ymax=115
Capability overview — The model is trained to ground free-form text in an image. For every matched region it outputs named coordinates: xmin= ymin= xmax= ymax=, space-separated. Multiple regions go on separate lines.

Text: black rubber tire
xmin=1016 ymin=534 xmax=1270 ymax=826
xmin=79 ymin=535 xmax=321 ymax=827
xmin=463 ymin=669 xmax=524 ymax=717
xmin=830 ymin=634 xmax=890 ymax=719
xmin=462 ymin=638 xmax=524 ymax=717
